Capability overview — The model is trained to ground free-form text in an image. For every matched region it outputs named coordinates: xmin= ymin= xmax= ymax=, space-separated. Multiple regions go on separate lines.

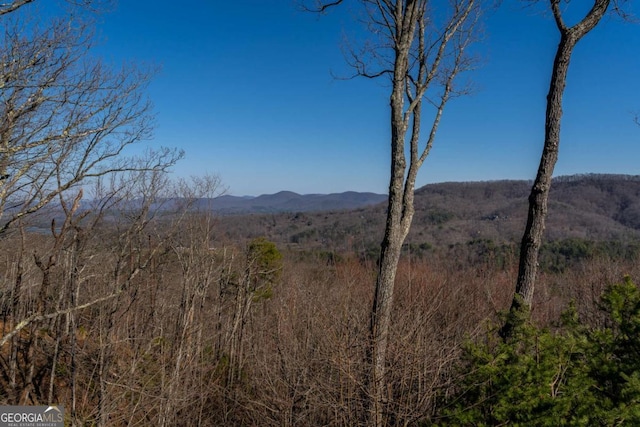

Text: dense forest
xmin=1 ymin=0 xmax=640 ymax=426
xmin=2 ymin=173 xmax=640 ymax=425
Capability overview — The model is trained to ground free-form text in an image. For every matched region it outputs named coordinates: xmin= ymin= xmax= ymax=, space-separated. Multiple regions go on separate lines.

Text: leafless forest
xmin=3 ymin=175 xmax=640 ymax=425
xmin=2 ymin=169 xmax=640 ymax=426
xmin=2 ymin=0 xmax=640 ymax=425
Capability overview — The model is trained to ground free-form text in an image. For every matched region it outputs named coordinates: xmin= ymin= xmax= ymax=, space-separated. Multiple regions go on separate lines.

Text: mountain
xmin=207 ymin=191 xmax=388 ymax=214
xmin=408 ymin=175 xmax=640 ymax=246
xmin=20 ymin=174 xmax=640 ymax=252
xmin=214 ymin=174 xmax=640 ymax=251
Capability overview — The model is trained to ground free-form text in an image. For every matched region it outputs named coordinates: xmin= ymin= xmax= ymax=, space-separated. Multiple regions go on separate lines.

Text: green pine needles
xmin=433 ymin=276 xmax=640 ymax=426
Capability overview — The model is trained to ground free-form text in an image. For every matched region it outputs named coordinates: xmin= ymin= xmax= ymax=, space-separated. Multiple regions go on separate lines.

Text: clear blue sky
xmin=44 ymin=1 xmax=640 ymax=195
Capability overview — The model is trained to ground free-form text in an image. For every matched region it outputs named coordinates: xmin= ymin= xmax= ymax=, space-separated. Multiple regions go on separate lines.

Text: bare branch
xmin=0 ymin=0 xmax=113 ymax=16
xmin=300 ymin=0 xmax=345 ymax=13
xmin=0 ymin=17 xmax=178 ymax=234
xmin=0 ymin=0 xmax=33 ymax=16
xmin=0 ymin=290 xmax=121 ymax=348
xmin=551 ymin=0 xmax=567 ymax=32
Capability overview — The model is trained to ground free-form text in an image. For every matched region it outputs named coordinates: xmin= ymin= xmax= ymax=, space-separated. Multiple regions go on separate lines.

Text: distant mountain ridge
xmin=214 ymin=174 xmax=640 ymax=250
xmin=209 ymin=191 xmax=387 ymax=214
xmin=209 ymin=173 xmax=640 ymax=216
xmin=21 ymin=174 xmax=640 ymax=248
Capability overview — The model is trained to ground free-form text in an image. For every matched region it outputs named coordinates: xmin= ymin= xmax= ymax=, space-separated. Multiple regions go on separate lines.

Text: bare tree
xmin=0 ymin=1 xmax=182 ymax=416
xmin=0 ymin=11 xmax=181 ymax=234
xmin=305 ymin=1 xmax=479 ymax=424
xmin=501 ymin=0 xmax=613 ymax=339
xmin=158 ymin=175 xmax=225 ymax=427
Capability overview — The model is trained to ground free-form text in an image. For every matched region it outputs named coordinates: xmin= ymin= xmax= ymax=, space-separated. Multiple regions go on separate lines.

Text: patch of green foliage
xmin=539 ymin=238 xmax=595 ymax=273
xmin=246 ymin=237 xmax=283 ymax=302
xmin=539 ymin=239 xmax=640 ymax=273
xmin=424 ymin=209 xmax=455 ymax=225
xmin=432 ymin=276 xmax=640 ymax=426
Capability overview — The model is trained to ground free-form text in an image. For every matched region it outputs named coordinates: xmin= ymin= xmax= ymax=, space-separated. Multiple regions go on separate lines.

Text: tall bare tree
xmin=0 ymin=1 xmax=181 ymax=412
xmin=501 ymin=0 xmax=612 ymax=338
xmin=305 ymin=1 xmax=479 ymax=424
xmin=0 ymin=7 xmax=180 ymax=234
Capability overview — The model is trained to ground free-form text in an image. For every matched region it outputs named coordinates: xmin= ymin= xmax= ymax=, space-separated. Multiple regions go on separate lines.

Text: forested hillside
xmin=2 ymin=173 xmax=639 ymax=425
xmin=217 ymin=174 xmax=640 ymax=253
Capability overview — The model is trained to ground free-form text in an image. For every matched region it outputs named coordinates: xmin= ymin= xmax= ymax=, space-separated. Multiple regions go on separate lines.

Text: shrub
xmin=433 ymin=276 xmax=640 ymax=426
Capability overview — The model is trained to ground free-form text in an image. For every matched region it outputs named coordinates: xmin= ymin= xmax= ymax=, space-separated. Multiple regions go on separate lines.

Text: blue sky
xmin=43 ymin=1 xmax=640 ymax=195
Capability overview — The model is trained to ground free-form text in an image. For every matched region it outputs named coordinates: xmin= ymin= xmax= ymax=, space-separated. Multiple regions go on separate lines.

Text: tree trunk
xmin=369 ymin=225 xmax=408 ymax=426
xmin=513 ymin=33 xmax=575 ymax=306
xmin=302 ymin=3 xmax=477 ymax=424
xmin=368 ymin=59 xmax=414 ymax=425
xmin=502 ymin=0 xmax=610 ymax=338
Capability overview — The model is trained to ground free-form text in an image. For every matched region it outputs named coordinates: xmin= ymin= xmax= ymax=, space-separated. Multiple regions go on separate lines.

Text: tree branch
xmin=300 ymin=0 xmax=344 ymax=13
xmin=0 ymin=291 xmax=121 ymax=348
xmin=0 ymin=0 xmax=33 ymax=16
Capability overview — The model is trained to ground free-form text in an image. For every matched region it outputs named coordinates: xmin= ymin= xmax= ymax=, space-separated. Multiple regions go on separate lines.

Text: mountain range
xmin=213 ymin=174 xmax=640 ymax=251
xmin=208 ymin=190 xmax=387 ymax=214
xmin=20 ymin=174 xmax=640 ymax=253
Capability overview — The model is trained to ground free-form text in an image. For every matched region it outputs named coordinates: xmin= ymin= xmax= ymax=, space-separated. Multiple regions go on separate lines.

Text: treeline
xmin=553 ymin=173 xmax=640 ymax=183
xmin=353 ymin=237 xmax=640 ymax=273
